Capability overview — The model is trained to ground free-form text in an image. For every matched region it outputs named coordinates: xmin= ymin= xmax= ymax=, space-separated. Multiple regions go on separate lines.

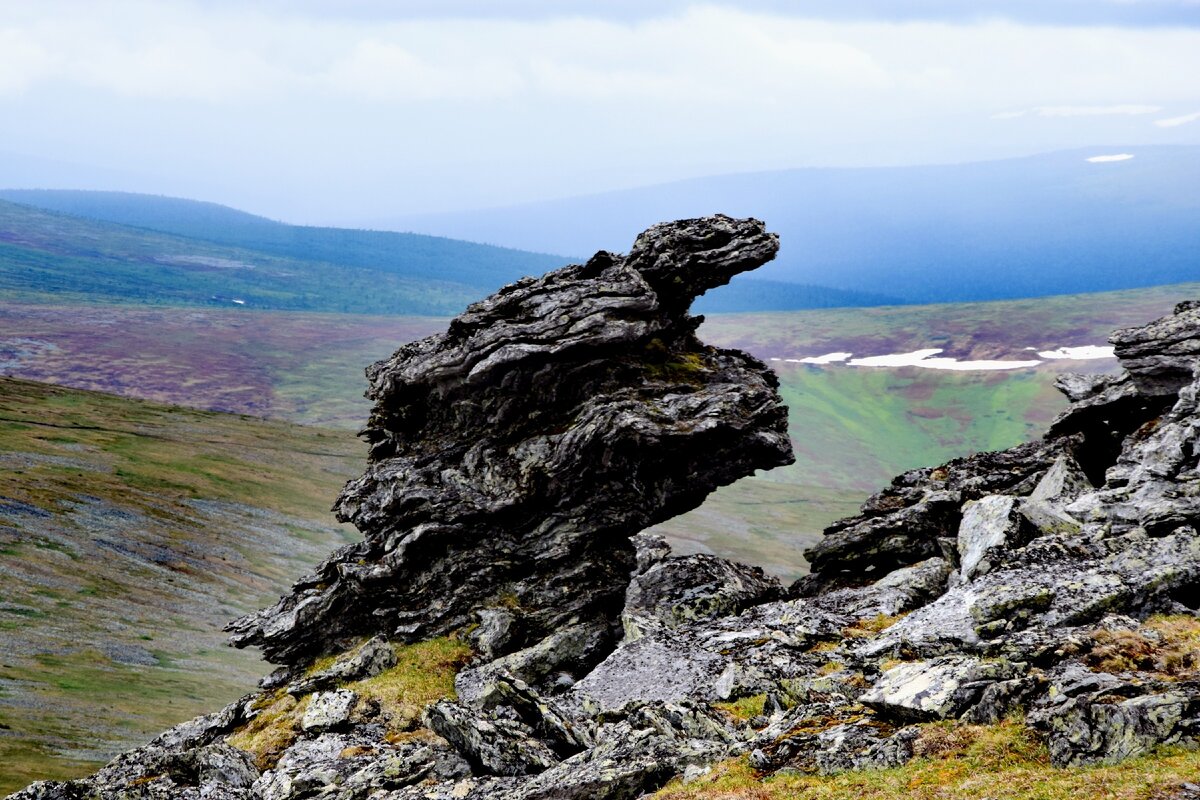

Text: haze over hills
xmin=0 ymin=196 xmax=568 ymax=315
xmin=0 ymin=190 xmax=898 ymax=313
xmin=23 ymin=144 xmax=1199 ymax=316
xmin=374 ymin=147 xmax=1200 ymax=306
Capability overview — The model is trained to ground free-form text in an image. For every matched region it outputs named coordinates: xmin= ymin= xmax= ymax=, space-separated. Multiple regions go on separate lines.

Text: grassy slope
xmin=0 ymin=378 xmax=363 ymax=794
xmin=0 ymin=199 xmax=567 ymax=315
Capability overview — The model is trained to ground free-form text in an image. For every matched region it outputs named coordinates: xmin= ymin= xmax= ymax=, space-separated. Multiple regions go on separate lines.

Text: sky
xmin=1 ymin=0 xmax=1199 ymax=224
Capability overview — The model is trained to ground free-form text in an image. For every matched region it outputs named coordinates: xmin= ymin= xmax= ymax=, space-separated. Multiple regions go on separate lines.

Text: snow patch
xmin=1037 ymin=345 xmax=1115 ymax=360
xmin=1086 ymin=153 xmax=1134 ymax=163
xmin=848 ymin=349 xmax=1042 ymax=371
xmin=788 ymin=352 xmax=852 ymax=364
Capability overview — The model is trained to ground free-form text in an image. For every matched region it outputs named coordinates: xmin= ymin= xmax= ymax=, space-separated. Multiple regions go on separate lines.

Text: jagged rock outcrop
xmin=226 ymin=214 xmax=792 ymax=668
xmin=12 ymin=233 xmax=1200 ymax=800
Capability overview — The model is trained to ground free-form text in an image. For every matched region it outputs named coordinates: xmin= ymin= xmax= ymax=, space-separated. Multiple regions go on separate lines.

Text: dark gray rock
xmin=1029 ymin=454 xmax=1094 ymax=505
xmin=805 ymin=438 xmax=1076 ymax=578
xmin=859 ymin=656 xmax=1023 ymax=722
xmin=468 ymin=609 xmax=519 ymax=662
xmin=574 ymin=596 xmax=848 ymax=712
xmin=253 ymin=734 xmax=471 ymax=800
xmin=621 ymin=552 xmax=781 ymax=641
xmin=1035 ymin=690 xmax=1195 ymax=766
xmin=809 ymin=557 xmax=951 ymax=619
xmin=227 ymin=215 xmax=793 ymax=667
xmin=1112 ymin=301 xmax=1200 ymax=397
xmin=455 ymin=620 xmax=613 ymax=706
xmin=957 ymin=495 xmax=1026 ymax=581
xmin=425 ymin=699 xmax=560 ymax=777
xmin=301 ymin=690 xmax=358 ymax=733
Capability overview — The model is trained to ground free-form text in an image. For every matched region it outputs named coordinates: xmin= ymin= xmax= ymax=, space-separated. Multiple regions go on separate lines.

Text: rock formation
xmin=11 ymin=228 xmax=1200 ymax=800
xmin=226 ymin=214 xmax=793 ymax=668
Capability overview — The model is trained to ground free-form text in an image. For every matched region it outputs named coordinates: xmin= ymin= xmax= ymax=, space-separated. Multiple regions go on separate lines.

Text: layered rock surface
xmin=12 ymin=229 xmax=1200 ymax=800
xmin=226 ymin=214 xmax=792 ymax=667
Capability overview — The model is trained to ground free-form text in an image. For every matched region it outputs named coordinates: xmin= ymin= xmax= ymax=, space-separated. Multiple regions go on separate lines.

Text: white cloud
xmin=1034 ymin=104 xmax=1161 ymax=116
xmin=1 ymin=2 xmax=1199 ymax=217
xmin=993 ymin=103 xmax=1164 ymax=120
xmin=1086 ymin=153 xmax=1135 ymax=161
xmin=0 ymin=29 xmax=56 ymax=93
xmin=993 ymin=103 xmax=1161 ymax=120
xmin=324 ymin=40 xmax=526 ymax=101
xmin=1155 ymin=110 xmax=1200 ymax=127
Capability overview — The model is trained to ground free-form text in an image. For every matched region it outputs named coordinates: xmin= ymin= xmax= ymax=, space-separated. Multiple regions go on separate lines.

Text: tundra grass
xmin=654 ymin=720 xmax=1200 ymax=800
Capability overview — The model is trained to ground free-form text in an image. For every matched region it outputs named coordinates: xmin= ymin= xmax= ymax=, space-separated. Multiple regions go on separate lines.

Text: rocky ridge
xmin=11 ymin=221 xmax=1200 ymax=799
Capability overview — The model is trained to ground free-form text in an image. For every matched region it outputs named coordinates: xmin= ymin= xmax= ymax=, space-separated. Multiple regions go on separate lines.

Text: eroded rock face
xmin=14 ymin=246 xmax=1200 ymax=800
xmin=226 ymin=215 xmax=793 ymax=667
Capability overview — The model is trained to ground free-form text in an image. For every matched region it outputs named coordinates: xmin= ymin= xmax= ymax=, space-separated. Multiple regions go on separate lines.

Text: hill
xmin=0 ymin=197 xmax=567 ymax=315
xmin=377 ymin=147 xmax=1200 ymax=307
xmin=0 ymin=378 xmax=363 ymax=794
xmin=0 ymin=189 xmax=570 ymax=291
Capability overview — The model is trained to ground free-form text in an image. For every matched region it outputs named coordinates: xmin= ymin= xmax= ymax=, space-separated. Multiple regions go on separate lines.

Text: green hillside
xmin=0 ymin=190 xmax=570 ymax=290
xmin=0 ymin=198 xmax=567 ymax=315
xmin=0 ymin=378 xmax=363 ymax=794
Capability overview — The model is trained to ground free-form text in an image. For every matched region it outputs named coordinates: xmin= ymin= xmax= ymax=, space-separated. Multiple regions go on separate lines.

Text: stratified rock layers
xmin=226 ymin=215 xmax=794 ymax=666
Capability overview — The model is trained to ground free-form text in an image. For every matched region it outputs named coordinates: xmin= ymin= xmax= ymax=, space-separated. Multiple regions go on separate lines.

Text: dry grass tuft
xmin=345 ymin=636 xmax=472 ymax=734
xmin=714 ymin=695 xmax=767 ymax=723
xmin=226 ymin=691 xmax=310 ymax=771
xmin=843 ymin=613 xmax=908 ymax=639
xmin=1086 ymin=615 xmax=1200 ymax=678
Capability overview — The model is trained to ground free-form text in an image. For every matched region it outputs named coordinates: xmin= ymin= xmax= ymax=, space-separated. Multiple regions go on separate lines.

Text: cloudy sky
xmin=1 ymin=0 xmax=1198 ymax=223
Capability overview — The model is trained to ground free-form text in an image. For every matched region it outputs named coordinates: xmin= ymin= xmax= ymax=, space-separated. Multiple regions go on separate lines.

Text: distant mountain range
xmin=369 ymin=146 xmax=1200 ymax=306
xmin=4 ymin=146 xmax=1198 ymax=313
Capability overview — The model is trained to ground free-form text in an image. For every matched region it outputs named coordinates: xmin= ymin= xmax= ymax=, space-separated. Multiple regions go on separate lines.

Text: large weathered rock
xmin=1112 ymin=301 xmax=1200 ymax=398
xmin=227 ymin=215 xmax=793 ymax=666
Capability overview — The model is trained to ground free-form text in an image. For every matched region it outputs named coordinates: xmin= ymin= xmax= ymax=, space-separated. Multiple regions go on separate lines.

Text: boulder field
xmin=11 ymin=216 xmax=1200 ymax=799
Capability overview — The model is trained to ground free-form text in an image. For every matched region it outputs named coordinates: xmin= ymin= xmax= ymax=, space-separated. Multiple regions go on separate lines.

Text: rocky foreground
xmin=12 ymin=217 xmax=1200 ymax=799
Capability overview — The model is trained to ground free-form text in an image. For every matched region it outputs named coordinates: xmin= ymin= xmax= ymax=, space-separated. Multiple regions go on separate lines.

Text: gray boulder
xmin=1037 ymin=690 xmax=1195 ymax=766
xmin=301 ymin=690 xmax=359 ymax=733
xmin=859 ymin=656 xmax=1023 ymax=722
xmin=621 ymin=553 xmax=781 ymax=641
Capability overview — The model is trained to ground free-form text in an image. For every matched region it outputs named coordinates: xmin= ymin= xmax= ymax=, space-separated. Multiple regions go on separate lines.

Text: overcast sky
xmin=1 ymin=0 xmax=1198 ymax=223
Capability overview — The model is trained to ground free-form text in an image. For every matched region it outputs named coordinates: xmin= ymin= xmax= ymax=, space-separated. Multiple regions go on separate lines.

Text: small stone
xmin=301 ymin=690 xmax=358 ymax=733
